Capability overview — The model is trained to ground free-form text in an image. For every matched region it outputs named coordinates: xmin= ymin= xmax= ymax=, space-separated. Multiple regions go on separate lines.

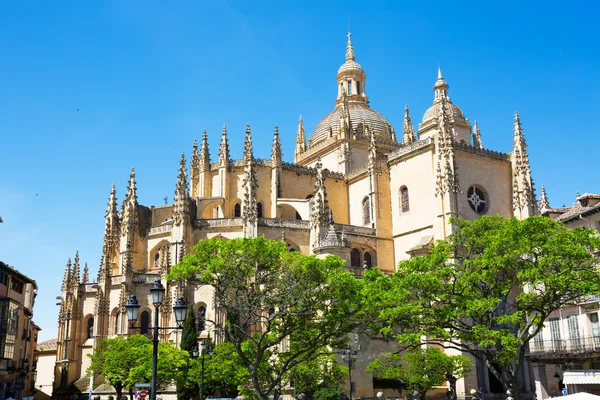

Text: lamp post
xmin=193 ymin=339 xmax=214 ymax=400
xmin=341 ymin=346 xmax=357 ymax=400
xmin=125 ymin=279 xmax=188 ymax=400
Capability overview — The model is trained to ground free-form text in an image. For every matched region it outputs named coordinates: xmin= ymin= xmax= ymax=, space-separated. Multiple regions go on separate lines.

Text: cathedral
xmin=54 ymin=34 xmax=537 ymax=398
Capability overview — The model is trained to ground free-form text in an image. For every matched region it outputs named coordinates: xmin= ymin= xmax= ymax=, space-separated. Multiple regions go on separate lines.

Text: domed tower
xmin=417 ymin=68 xmax=471 ymax=144
xmin=295 ymin=33 xmax=400 ymax=174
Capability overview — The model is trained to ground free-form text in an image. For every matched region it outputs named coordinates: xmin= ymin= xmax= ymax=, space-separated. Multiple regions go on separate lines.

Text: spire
xmin=121 ymin=168 xmax=138 ymax=237
xmin=62 ymin=258 xmax=72 ymax=292
xmin=433 ymin=67 xmax=450 ymax=103
xmin=243 ymin=123 xmax=253 ymax=162
xmin=199 ymin=129 xmax=210 ymax=172
xmin=82 ymin=263 xmax=89 ymax=284
xmin=539 ymin=184 xmax=550 ymax=211
xmin=104 ymin=183 xmax=120 ymax=251
xmin=218 ymin=124 xmax=230 ymax=168
xmin=173 ymin=153 xmax=190 ymax=226
xmin=191 ymin=137 xmax=199 ymax=175
xmin=295 ymin=115 xmax=306 ymax=160
xmin=402 ymin=104 xmax=417 ymax=145
xmin=71 ymin=251 xmax=80 ymax=287
xmin=271 ymin=125 xmax=282 ymax=167
xmin=345 ymin=31 xmax=355 ymax=61
xmin=472 ymin=120 xmax=483 ymax=149
xmin=513 ymin=112 xmax=530 ymax=169
xmin=435 ymin=101 xmax=460 ymax=196
xmin=242 ymin=123 xmax=258 ymax=237
xmin=512 ymin=112 xmax=535 ymax=218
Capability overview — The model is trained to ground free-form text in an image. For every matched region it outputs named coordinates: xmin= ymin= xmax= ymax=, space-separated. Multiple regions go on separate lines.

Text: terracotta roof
xmin=38 ymin=338 xmax=57 ymax=351
xmin=577 ymin=193 xmax=600 ymax=200
xmin=554 ymin=201 xmax=600 ymax=223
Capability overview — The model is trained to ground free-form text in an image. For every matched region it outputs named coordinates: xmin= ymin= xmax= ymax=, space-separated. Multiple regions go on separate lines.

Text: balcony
xmin=528 ymin=336 xmax=600 ymax=362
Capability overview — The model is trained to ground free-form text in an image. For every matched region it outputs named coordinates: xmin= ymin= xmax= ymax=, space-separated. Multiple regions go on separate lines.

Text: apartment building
xmin=0 ymin=261 xmax=39 ymax=400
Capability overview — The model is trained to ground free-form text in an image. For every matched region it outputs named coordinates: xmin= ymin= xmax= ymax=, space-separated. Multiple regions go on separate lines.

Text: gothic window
xmin=87 ymin=317 xmax=94 ymax=339
xmin=364 ymin=252 xmax=372 ymax=268
xmin=356 ymin=81 xmax=361 ymax=95
xmin=467 ymin=186 xmax=488 ymax=214
xmin=257 ymin=202 xmax=263 ymax=218
xmin=400 ymin=186 xmax=410 ymax=213
xmin=350 ymin=249 xmax=361 ymax=268
xmin=114 ymin=312 xmax=120 ymax=335
xmin=154 ymin=252 xmax=160 ymax=269
xmin=347 ymin=80 xmax=353 ymax=95
xmin=234 ymin=203 xmax=241 ymax=217
xmin=140 ymin=311 xmax=150 ymax=335
xmin=362 ymin=197 xmax=371 ymax=226
xmin=196 ymin=305 xmax=206 ymax=332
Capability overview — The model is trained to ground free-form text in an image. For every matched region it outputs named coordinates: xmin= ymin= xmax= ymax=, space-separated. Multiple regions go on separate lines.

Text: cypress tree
xmin=177 ymin=306 xmax=198 ymax=400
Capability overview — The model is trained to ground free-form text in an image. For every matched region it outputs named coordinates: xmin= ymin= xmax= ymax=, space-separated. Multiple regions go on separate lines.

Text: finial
xmin=438 ymin=66 xmax=443 ymax=80
xmin=472 ymin=120 xmax=483 ymax=149
xmin=576 ymin=190 xmax=581 ymax=199
xmin=539 ymin=184 xmax=550 ymax=211
xmin=345 ymin=31 xmax=355 ymax=61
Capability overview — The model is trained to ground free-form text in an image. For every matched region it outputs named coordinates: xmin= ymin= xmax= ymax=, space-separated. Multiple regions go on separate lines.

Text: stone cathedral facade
xmin=55 ymin=35 xmax=537 ymax=398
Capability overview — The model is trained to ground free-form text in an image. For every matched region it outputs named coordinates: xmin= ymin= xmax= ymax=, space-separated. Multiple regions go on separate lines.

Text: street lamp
xmin=341 ymin=346 xmax=357 ymax=400
xmin=193 ymin=338 xmax=214 ymax=400
xmin=125 ymin=279 xmax=188 ymax=400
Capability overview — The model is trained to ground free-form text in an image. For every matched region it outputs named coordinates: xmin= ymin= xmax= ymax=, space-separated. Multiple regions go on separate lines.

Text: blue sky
xmin=1 ymin=1 xmax=598 ymax=340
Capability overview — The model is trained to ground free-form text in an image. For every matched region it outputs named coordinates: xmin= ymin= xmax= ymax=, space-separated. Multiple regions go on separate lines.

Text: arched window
xmin=196 ymin=305 xmax=206 ymax=332
xmin=364 ymin=252 xmax=372 ymax=268
xmin=234 ymin=203 xmax=241 ymax=218
xmin=154 ymin=252 xmax=160 ymax=269
xmin=140 ymin=311 xmax=150 ymax=335
xmin=400 ymin=186 xmax=410 ymax=213
xmin=362 ymin=197 xmax=371 ymax=226
xmin=114 ymin=312 xmax=120 ymax=335
xmin=350 ymin=249 xmax=361 ymax=268
xmin=87 ymin=317 xmax=94 ymax=339
xmin=257 ymin=202 xmax=263 ymax=218
xmin=356 ymin=81 xmax=361 ymax=95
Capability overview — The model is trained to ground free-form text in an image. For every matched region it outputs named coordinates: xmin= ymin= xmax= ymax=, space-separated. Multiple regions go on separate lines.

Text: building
xmin=34 ymin=338 xmax=57 ymax=400
xmin=55 ymin=34 xmax=538 ymax=399
xmin=0 ymin=261 xmax=39 ymax=400
xmin=528 ymin=191 xmax=600 ymax=398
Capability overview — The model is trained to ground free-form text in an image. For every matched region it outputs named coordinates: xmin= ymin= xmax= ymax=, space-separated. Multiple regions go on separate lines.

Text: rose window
xmin=467 ymin=186 xmax=488 ymax=214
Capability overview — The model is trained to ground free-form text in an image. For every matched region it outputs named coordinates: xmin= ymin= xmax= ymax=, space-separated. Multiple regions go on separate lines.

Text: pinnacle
xmin=438 ymin=66 xmax=443 ymax=80
xmin=345 ymin=31 xmax=355 ymax=61
xmin=202 ymin=128 xmax=208 ymax=141
xmin=193 ymin=137 xmax=198 ymax=149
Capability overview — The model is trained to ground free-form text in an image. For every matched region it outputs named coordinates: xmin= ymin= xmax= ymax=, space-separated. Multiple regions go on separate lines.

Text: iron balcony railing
xmin=528 ymin=336 xmax=600 ymax=356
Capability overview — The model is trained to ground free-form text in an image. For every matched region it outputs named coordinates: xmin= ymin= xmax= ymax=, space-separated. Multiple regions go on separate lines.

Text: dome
xmin=422 ymin=101 xmax=466 ymax=125
xmin=338 ymin=60 xmax=364 ymax=75
xmin=309 ymin=102 xmax=393 ymax=147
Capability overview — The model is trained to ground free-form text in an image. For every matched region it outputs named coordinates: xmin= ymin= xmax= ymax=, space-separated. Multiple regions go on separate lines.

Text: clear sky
xmin=1 ymin=0 xmax=598 ymax=341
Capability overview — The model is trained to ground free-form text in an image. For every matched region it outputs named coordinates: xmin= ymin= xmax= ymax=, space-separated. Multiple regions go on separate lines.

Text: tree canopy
xmin=167 ymin=236 xmax=364 ymax=400
xmin=367 ymin=348 xmax=470 ymax=400
xmin=88 ymin=334 xmax=190 ymax=400
xmin=363 ymin=216 xmax=600 ymax=400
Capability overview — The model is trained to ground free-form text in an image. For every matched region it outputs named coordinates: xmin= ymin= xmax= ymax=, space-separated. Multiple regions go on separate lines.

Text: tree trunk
xmin=448 ymin=376 xmax=457 ymax=400
xmin=114 ymin=384 xmax=122 ymax=400
xmin=419 ymin=392 xmax=428 ymax=400
xmin=508 ymin=373 xmax=521 ymax=400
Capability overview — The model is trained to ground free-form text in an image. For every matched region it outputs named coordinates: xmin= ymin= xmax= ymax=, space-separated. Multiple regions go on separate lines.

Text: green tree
xmin=88 ymin=335 xmax=191 ymax=400
xmin=190 ymin=342 xmax=250 ymax=397
xmin=287 ymin=349 xmax=348 ymax=400
xmin=363 ymin=216 xmax=600 ymax=400
xmin=367 ymin=348 xmax=470 ymax=400
xmin=177 ymin=305 xmax=199 ymax=400
xmin=167 ymin=237 xmax=364 ymax=400
xmin=88 ymin=335 xmax=150 ymax=400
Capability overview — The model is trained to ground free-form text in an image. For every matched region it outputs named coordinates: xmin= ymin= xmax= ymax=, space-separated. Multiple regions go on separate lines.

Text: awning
xmin=563 ymin=370 xmax=600 ymax=384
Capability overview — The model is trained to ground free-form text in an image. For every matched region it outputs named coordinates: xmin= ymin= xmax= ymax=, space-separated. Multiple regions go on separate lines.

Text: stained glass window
xmin=362 ymin=198 xmax=371 ymax=226
xmin=467 ymin=186 xmax=488 ymax=214
xmin=400 ymin=187 xmax=409 ymax=213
